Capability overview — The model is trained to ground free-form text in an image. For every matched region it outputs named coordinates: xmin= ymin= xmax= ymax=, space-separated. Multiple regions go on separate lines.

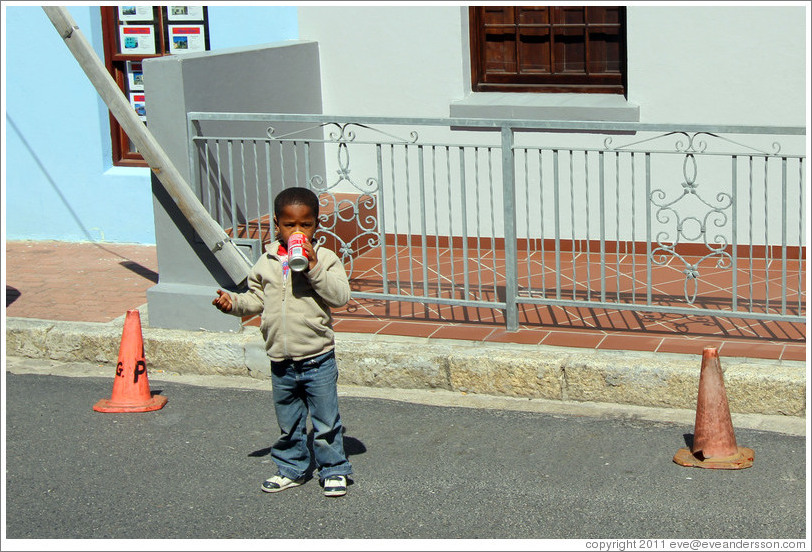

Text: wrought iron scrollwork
xmin=644 ymin=133 xmax=734 ymax=304
xmin=267 ymin=121 xmax=419 ymax=276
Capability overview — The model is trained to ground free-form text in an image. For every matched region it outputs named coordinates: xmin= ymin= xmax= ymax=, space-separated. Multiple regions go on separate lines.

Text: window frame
xmin=100 ymin=6 xmax=209 ymax=167
xmin=469 ymin=6 xmax=627 ymax=95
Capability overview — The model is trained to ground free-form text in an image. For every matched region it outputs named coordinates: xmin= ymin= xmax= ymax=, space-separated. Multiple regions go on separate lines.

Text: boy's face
xmin=274 ymin=203 xmax=318 ymax=246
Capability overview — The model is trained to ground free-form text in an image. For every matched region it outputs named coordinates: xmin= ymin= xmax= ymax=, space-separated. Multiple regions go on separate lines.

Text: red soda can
xmin=287 ymin=232 xmax=309 ymax=272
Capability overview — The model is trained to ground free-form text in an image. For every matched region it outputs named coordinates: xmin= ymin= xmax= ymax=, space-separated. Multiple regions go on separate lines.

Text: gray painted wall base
xmin=146 ymin=282 xmax=243 ymax=332
xmin=142 ymin=41 xmax=323 ymax=331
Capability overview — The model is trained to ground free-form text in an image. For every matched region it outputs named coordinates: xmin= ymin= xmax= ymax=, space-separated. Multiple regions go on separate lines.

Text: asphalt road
xmin=3 ymin=363 xmax=807 ymax=542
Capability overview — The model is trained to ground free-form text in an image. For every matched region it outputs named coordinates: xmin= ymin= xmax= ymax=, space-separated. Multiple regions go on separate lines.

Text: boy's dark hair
xmin=274 ymin=187 xmax=320 ymax=219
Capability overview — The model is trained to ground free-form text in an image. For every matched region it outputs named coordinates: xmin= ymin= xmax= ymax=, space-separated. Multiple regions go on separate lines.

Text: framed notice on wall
xmin=168 ymin=24 xmax=206 ymax=54
xmin=102 ymin=6 xmax=210 ymax=166
xmin=126 ymin=61 xmax=144 ymax=91
xmin=129 ymin=93 xmax=147 ymax=121
xmin=119 ymin=25 xmax=156 ymax=55
xmin=167 ymin=6 xmax=206 ymax=21
xmin=118 ymin=6 xmax=154 ymax=22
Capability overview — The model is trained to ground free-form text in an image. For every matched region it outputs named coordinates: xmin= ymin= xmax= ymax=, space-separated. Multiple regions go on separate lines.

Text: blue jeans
xmin=270 ymin=349 xmax=352 ymax=481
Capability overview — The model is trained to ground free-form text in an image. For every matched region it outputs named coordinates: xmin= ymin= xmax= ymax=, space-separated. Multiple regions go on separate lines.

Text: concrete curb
xmin=5 ymin=316 xmax=806 ymax=418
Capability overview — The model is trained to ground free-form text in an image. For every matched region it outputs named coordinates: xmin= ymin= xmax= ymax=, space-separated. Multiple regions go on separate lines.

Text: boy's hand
xmin=303 ymin=240 xmax=318 ymax=271
xmin=212 ymin=289 xmax=233 ymax=313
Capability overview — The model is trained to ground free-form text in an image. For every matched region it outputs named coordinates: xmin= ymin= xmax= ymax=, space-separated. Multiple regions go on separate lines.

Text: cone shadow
xmin=682 ymin=433 xmax=694 ymax=449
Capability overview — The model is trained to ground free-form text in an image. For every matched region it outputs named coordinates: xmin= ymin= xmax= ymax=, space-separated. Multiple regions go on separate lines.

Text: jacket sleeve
xmin=228 ymin=259 xmax=266 ymax=317
xmin=306 ymin=248 xmax=351 ymax=308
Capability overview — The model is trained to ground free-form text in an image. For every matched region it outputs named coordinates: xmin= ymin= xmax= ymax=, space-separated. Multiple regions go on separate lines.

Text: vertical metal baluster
xmin=304 ymin=140 xmax=315 ymax=244
xmin=200 ymin=140 xmax=208 ymax=215
xmin=524 ymin=148 xmax=531 ymax=295
xmin=446 ymin=146 xmax=455 ymax=300
xmin=781 ymin=156 xmax=788 ymax=315
xmin=570 ymin=150 xmax=577 ymax=300
xmin=798 ymin=158 xmax=805 ymax=315
xmin=488 ymin=147 xmax=499 ymax=300
xmin=253 ymin=140 xmax=261 ymax=242
xmin=404 ymin=144 xmax=414 ymax=298
xmin=216 ymin=141 xmax=224 ymax=230
xmin=240 ymin=142 xmax=247 ymax=239
xmin=585 ymin=150 xmax=592 ymax=301
xmin=304 ymin=141 xmax=311 ymax=193
xmin=209 ymin=140 xmax=217 ymax=220
xmin=266 ymin=140 xmax=273 ymax=244
xmin=763 ymin=157 xmax=770 ymax=312
xmin=376 ymin=144 xmax=389 ymax=296
xmin=748 ymin=156 xmax=754 ymax=313
xmin=192 ymin=139 xmax=203 ymax=215
xmin=460 ymin=147 xmax=470 ymax=299
xmin=418 ymin=145 xmax=429 ymax=308
xmin=599 ymin=150 xmax=606 ymax=303
xmin=432 ymin=147 xmax=441 ymax=300
xmin=553 ymin=149 xmax=561 ymax=300
xmin=188 ymin=117 xmax=201 ymax=205
xmin=539 ymin=150 xmax=546 ymax=297
xmin=292 ymin=140 xmax=299 ymax=187
xmin=501 ymin=126 xmax=518 ymax=331
xmin=645 ymin=153 xmax=652 ymax=306
xmin=474 ymin=147 xmax=482 ymax=299
xmin=279 ymin=137 xmax=286 ymax=191
xmin=630 ymin=152 xmax=636 ymax=304
xmin=390 ymin=144 xmax=401 ymax=298
xmin=228 ymin=141 xmax=236 ymax=237
xmin=615 ymin=151 xmax=621 ymax=303
xmin=731 ymin=156 xmax=738 ymax=313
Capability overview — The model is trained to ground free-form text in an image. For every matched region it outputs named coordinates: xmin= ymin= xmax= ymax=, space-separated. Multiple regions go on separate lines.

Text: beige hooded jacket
xmin=228 ymin=241 xmax=350 ymax=361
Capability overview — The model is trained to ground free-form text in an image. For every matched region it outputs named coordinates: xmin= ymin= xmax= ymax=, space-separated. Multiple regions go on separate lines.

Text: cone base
xmin=93 ymin=394 xmax=167 ymax=413
xmin=673 ymin=446 xmax=754 ymax=469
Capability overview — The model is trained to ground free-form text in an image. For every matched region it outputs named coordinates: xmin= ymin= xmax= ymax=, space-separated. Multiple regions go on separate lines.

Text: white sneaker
xmin=322 ymin=475 xmax=348 ymax=497
xmin=261 ymin=474 xmax=304 ymax=493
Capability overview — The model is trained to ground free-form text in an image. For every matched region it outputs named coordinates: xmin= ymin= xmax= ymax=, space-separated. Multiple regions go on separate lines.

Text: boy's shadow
xmin=249 ymin=432 xmax=367 ymax=482
xmin=341 ymin=435 xmax=367 ymax=455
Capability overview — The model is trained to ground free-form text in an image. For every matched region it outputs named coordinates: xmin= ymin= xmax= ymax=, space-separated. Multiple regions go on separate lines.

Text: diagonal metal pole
xmin=42 ymin=6 xmax=251 ymax=285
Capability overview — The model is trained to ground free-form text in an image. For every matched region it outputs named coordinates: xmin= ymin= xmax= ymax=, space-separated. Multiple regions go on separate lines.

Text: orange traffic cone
xmin=93 ymin=310 xmax=167 ymax=413
xmin=673 ymin=347 xmax=753 ymax=469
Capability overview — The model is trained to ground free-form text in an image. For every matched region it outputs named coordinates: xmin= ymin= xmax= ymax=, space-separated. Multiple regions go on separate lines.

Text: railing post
xmin=501 ymin=125 xmax=519 ymax=331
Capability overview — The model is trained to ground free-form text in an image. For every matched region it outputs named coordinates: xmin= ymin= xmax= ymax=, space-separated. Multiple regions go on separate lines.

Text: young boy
xmin=212 ymin=187 xmax=352 ymax=497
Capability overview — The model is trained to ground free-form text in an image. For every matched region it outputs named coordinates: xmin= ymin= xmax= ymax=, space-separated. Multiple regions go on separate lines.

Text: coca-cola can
xmin=287 ymin=232 xmax=309 ymax=272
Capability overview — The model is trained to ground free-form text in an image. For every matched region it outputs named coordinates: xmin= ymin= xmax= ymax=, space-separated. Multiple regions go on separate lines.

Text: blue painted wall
xmin=3 ymin=5 xmax=298 ymax=245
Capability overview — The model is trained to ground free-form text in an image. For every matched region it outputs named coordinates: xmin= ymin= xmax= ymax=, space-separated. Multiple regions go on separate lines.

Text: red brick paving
xmin=5 ymin=241 xmax=159 ymax=323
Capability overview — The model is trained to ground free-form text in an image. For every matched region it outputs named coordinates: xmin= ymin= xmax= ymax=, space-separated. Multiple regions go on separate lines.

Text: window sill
xmin=103 ymin=165 xmax=151 ymax=178
xmin=449 ymin=92 xmax=639 ymax=122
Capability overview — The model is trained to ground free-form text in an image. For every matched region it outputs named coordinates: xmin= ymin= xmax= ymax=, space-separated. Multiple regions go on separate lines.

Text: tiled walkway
xmin=5 ymin=241 xmax=160 ymax=323
xmin=5 ymin=240 xmax=806 ymax=362
xmin=324 ymin=244 xmax=807 ymax=362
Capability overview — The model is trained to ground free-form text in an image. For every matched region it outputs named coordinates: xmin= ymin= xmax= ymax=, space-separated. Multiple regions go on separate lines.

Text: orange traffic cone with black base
xmin=673 ymin=347 xmax=753 ymax=469
xmin=93 ymin=310 xmax=167 ymax=413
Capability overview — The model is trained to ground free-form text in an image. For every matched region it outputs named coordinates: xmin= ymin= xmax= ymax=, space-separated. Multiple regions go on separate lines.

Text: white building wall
xmin=299 ymin=6 xmax=466 ymax=117
xmin=299 ymin=5 xmax=807 ymax=125
xmin=626 ymin=6 xmax=806 ymax=126
xmin=297 ymin=5 xmax=807 ymax=246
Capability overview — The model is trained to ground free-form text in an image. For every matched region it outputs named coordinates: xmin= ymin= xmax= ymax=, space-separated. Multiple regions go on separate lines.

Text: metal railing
xmin=187 ymin=113 xmax=806 ymax=330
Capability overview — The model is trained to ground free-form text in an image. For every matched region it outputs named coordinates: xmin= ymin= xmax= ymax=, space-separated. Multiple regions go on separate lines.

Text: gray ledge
xmin=450 ymin=92 xmax=640 ymax=122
